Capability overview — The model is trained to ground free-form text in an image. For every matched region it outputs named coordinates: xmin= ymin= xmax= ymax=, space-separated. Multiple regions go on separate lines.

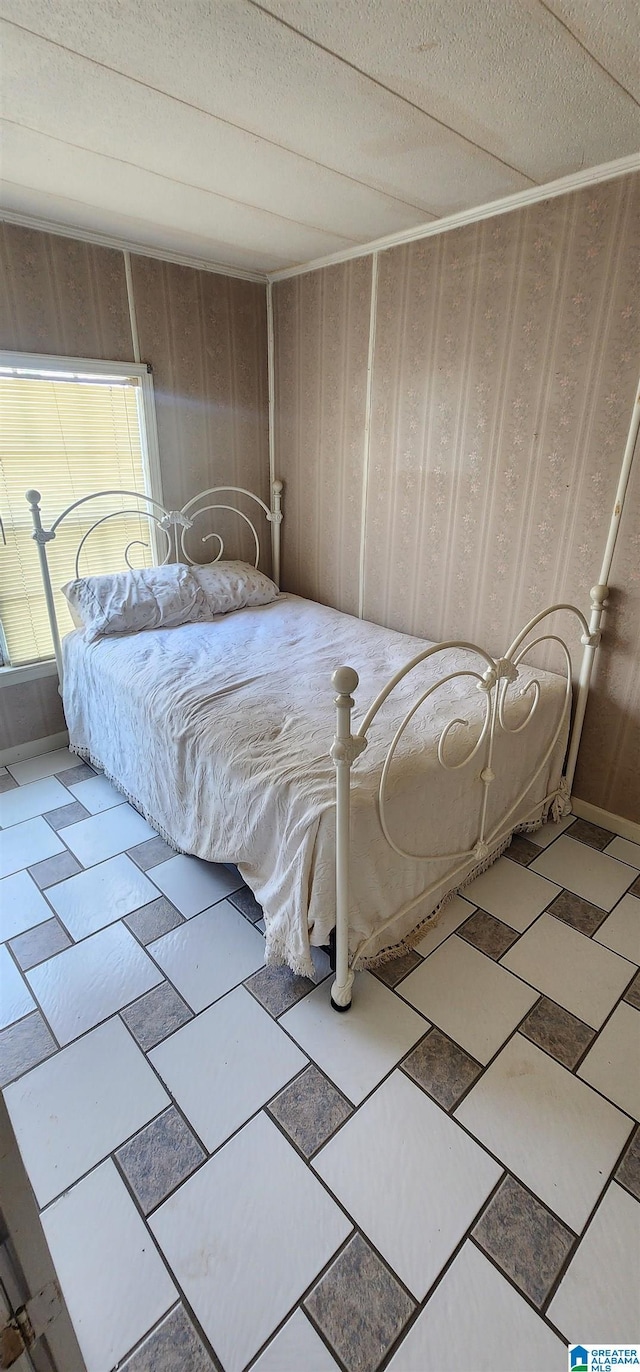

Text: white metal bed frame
xmin=26 ymin=480 xmax=607 ymax=1012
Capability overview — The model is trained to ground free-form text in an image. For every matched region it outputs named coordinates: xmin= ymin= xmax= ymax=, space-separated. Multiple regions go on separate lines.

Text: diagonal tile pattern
xmin=0 ymin=757 xmax=638 ymax=1372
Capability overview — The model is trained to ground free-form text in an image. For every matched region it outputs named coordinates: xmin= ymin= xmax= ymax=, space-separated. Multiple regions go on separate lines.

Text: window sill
xmin=0 ymin=659 xmax=59 ymax=687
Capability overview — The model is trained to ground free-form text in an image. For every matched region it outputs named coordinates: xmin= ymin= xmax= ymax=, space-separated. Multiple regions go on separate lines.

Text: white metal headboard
xmin=25 ymin=479 xmax=283 ymax=684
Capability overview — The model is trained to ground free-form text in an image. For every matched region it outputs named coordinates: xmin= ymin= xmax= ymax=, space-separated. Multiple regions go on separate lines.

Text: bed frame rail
xmin=330 ymin=592 xmax=607 ymax=1011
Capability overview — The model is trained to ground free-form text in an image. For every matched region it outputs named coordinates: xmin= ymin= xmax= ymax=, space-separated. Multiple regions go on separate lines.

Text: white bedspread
xmin=63 ymin=595 xmax=568 ymax=976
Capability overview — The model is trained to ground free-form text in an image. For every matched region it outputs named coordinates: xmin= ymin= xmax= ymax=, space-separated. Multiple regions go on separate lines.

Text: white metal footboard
xmin=329 ymin=589 xmax=607 ymax=1011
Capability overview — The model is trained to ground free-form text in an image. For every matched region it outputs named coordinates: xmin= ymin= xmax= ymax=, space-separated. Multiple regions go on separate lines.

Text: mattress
xmin=62 ymin=594 xmax=568 ymax=976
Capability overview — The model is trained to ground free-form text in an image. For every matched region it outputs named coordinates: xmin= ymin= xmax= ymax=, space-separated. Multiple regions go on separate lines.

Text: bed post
xmin=25 ymin=490 xmax=64 ymax=687
xmin=563 ymin=583 xmax=608 ymax=794
xmin=330 ymin=666 xmax=362 ymax=1011
xmin=270 ymin=480 xmax=283 ymax=588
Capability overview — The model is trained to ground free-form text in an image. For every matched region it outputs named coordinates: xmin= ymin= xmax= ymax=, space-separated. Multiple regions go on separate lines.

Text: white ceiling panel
xmin=544 ymin=0 xmax=640 ymax=100
xmin=0 ymin=124 xmax=355 ymax=268
xmin=262 ymin=0 xmax=640 ymax=181
xmin=0 ymin=1 xmax=531 ymax=209
xmin=0 ymin=0 xmax=638 ymax=274
xmin=3 ymin=25 xmax=434 ymax=243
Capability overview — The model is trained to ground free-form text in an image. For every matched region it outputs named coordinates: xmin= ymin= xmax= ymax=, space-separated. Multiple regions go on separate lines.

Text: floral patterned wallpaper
xmin=274 ymin=173 xmax=640 ymax=822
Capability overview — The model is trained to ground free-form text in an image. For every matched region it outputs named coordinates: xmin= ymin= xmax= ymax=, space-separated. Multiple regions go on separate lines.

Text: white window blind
xmin=0 ymin=366 xmax=155 ymax=666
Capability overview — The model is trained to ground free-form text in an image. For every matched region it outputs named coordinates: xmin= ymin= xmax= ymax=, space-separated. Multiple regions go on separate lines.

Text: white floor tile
xmin=0 ymin=816 xmax=63 ymax=879
xmin=0 ymin=870 xmax=53 ymax=941
xmin=388 ymin=1242 xmax=566 ymax=1372
xmin=548 ymin=1183 xmax=640 ymax=1342
xmin=41 ymin=1159 xmax=176 ymax=1372
xmin=148 ymin=902 xmax=265 ymax=1012
xmin=27 ymin=922 xmax=163 ymax=1044
xmin=531 ymin=836 xmax=635 ymax=911
xmin=0 ymin=944 xmax=35 ymax=1030
xmin=150 ymin=1113 xmax=351 ymax=1372
xmin=46 ymin=855 xmax=159 ymax=940
xmin=4 ymin=1017 xmax=169 ymax=1206
xmin=149 ymin=853 xmax=243 ymax=917
xmin=150 ymin=986 xmax=307 ymax=1152
xmin=67 ymin=774 xmax=124 ymax=814
xmin=604 ymin=835 xmax=640 ymax=869
xmin=456 ymin=1035 xmax=632 ymax=1232
xmin=59 ymin=804 xmax=155 ymax=866
xmin=8 ymin=749 xmax=78 ymax=784
xmin=578 ymin=1003 xmax=640 ymax=1121
xmin=526 ymin=814 xmax=576 ymax=848
xmin=463 ymin=857 xmax=560 ymax=931
xmin=0 ymin=776 xmax=72 ymax=828
xmin=400 ymin=936 xmax=537 ymax=1064
xmin=413 ymin=894 xmax=476 ymax=956
xmin=252 ymin=1311 xmax=340 ymax=1372
xmin=501 ymin=913 xmax=635 ymax=1029
xmin=594 ymin=893 xmax=640 ymax=965
xmin=315 ymin=1071 xmax=500 ymax=1299
xmin=281 ymin=972 xmax=427 ymax=1106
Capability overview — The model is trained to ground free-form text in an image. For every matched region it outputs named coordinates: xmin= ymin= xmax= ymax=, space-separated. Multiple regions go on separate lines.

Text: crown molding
xmin=267 ymin=152 xmax=640 ymax=282
xmin=0 ymin=209 xmax=268 ymax=283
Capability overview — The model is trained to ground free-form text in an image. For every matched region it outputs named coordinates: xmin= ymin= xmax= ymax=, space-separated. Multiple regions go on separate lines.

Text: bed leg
xmin=330 ymin=666 xmax=362 ymax=1013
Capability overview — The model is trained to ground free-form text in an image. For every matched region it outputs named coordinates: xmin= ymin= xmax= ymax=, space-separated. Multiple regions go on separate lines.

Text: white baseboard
xmin=571 ymin=796 xmax=640 ymax=845
xmin=0 ymin=730 xmax=70 ymax=768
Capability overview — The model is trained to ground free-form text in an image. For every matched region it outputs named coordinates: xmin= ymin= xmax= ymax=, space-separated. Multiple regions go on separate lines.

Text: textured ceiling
xmin=1 ymin=0 xmax=638 ymax=275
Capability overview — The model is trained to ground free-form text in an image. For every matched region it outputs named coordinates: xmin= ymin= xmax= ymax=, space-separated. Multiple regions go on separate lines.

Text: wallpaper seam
xmin=358 ymin=252 xmax=378 ymax=619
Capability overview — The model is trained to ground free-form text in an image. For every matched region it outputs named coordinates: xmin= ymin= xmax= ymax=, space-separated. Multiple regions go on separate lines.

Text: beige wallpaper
xmin=0 ymin=224 xmax=133 ymax=360
xmin=274 ymin=174 xmax=640 ymax=822
xmin=130 ymin=257 xmax=269 ymax=568
xmin=274 ymin=258 xmax=372 ymax=616
xmin=0 ymin=225 xmax=269 ymax=750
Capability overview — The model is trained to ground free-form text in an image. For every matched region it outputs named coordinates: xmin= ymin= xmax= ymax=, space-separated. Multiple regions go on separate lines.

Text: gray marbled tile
xmin=117 ymin=1107 xmax=205 ymax=1213
xmin=55 ymin=762 xmax=95 ymax=786
xmin=519 ymin=996 xmax=596 ymax=1069
xmin=44 ymin=801 xmax=89 ymax=831
xmin=372 ymin=949 xmax=423 ymax=988
xmin=121 ymin=1305 xmax=217 ymax=1371
xmin=245 ymin=963 xmax=315 ymax=1017
xmin=120 ymin=1306 xmax=216 ymax=1372
xmin=630 ymin=874 xmax=640 ymax=899
xmin=268 ymin=1064 xmax=352 ymax=1157
xmin=9 ymin=917 xmax=72 ymax=971
xmin=507 ymin=835 xmax=540 ymax=866
xmin=402 ymin=1028 xmax=482 ymax=1110
xmin=459 ymin=909 xmax=519 ymax=960
xmin=547 ymin=889 xmax=607 ymax=936
xmin=229 ymin=885 xmax=263 ymax=923
xmin=304 ymin=1232 xmax=414 ymax=1372
xmin=28 ymin=849 xmax=82 ymax=889
xmin=124 ymin=897 xmax=184 ymax=945
xmin=569 ymin=818 xmax=614 ymax=851
xmin=127 ymin=836 xmax=176 ymax=871
xmin=0 ymin=772 xmax=18 ymax=793
xmin=623 ymin=970 xmax=640 ymax=1011
xmin=121 ymin=981 xmax=192 ymax=1051
xmin=0 ymin=1011 xmax=56 ymax=1087
xmin=615 ymin=1126 xmax=640 ymax=1202
xmin=472 ymin=1174 xmax=575 ymax=1308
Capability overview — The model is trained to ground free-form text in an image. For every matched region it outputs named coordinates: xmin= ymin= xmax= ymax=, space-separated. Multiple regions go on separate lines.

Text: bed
xmin=26 ymin=480 xmax=607 ymax=1009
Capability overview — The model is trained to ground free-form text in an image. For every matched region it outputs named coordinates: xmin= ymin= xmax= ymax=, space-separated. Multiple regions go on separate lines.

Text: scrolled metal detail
xmin=158 ymin=510 xmax=193 ymax=531
xmin=330 ymin=737 xmax=367 ymax=766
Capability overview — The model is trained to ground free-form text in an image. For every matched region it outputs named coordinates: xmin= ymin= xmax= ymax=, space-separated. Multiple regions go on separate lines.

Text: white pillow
xmin=62 ymin=564 xmax=210 ymax=641
xmin=192 ymin=560 xmax=279 ymax=615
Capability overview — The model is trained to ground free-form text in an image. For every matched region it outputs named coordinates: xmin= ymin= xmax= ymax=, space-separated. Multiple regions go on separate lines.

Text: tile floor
xmin=0 ymin=749 xmax=639 ymax=1372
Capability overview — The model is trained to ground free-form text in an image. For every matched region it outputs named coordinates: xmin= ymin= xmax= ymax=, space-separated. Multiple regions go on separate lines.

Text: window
xmin=0 ymin=352 xmax=162 ymax=667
